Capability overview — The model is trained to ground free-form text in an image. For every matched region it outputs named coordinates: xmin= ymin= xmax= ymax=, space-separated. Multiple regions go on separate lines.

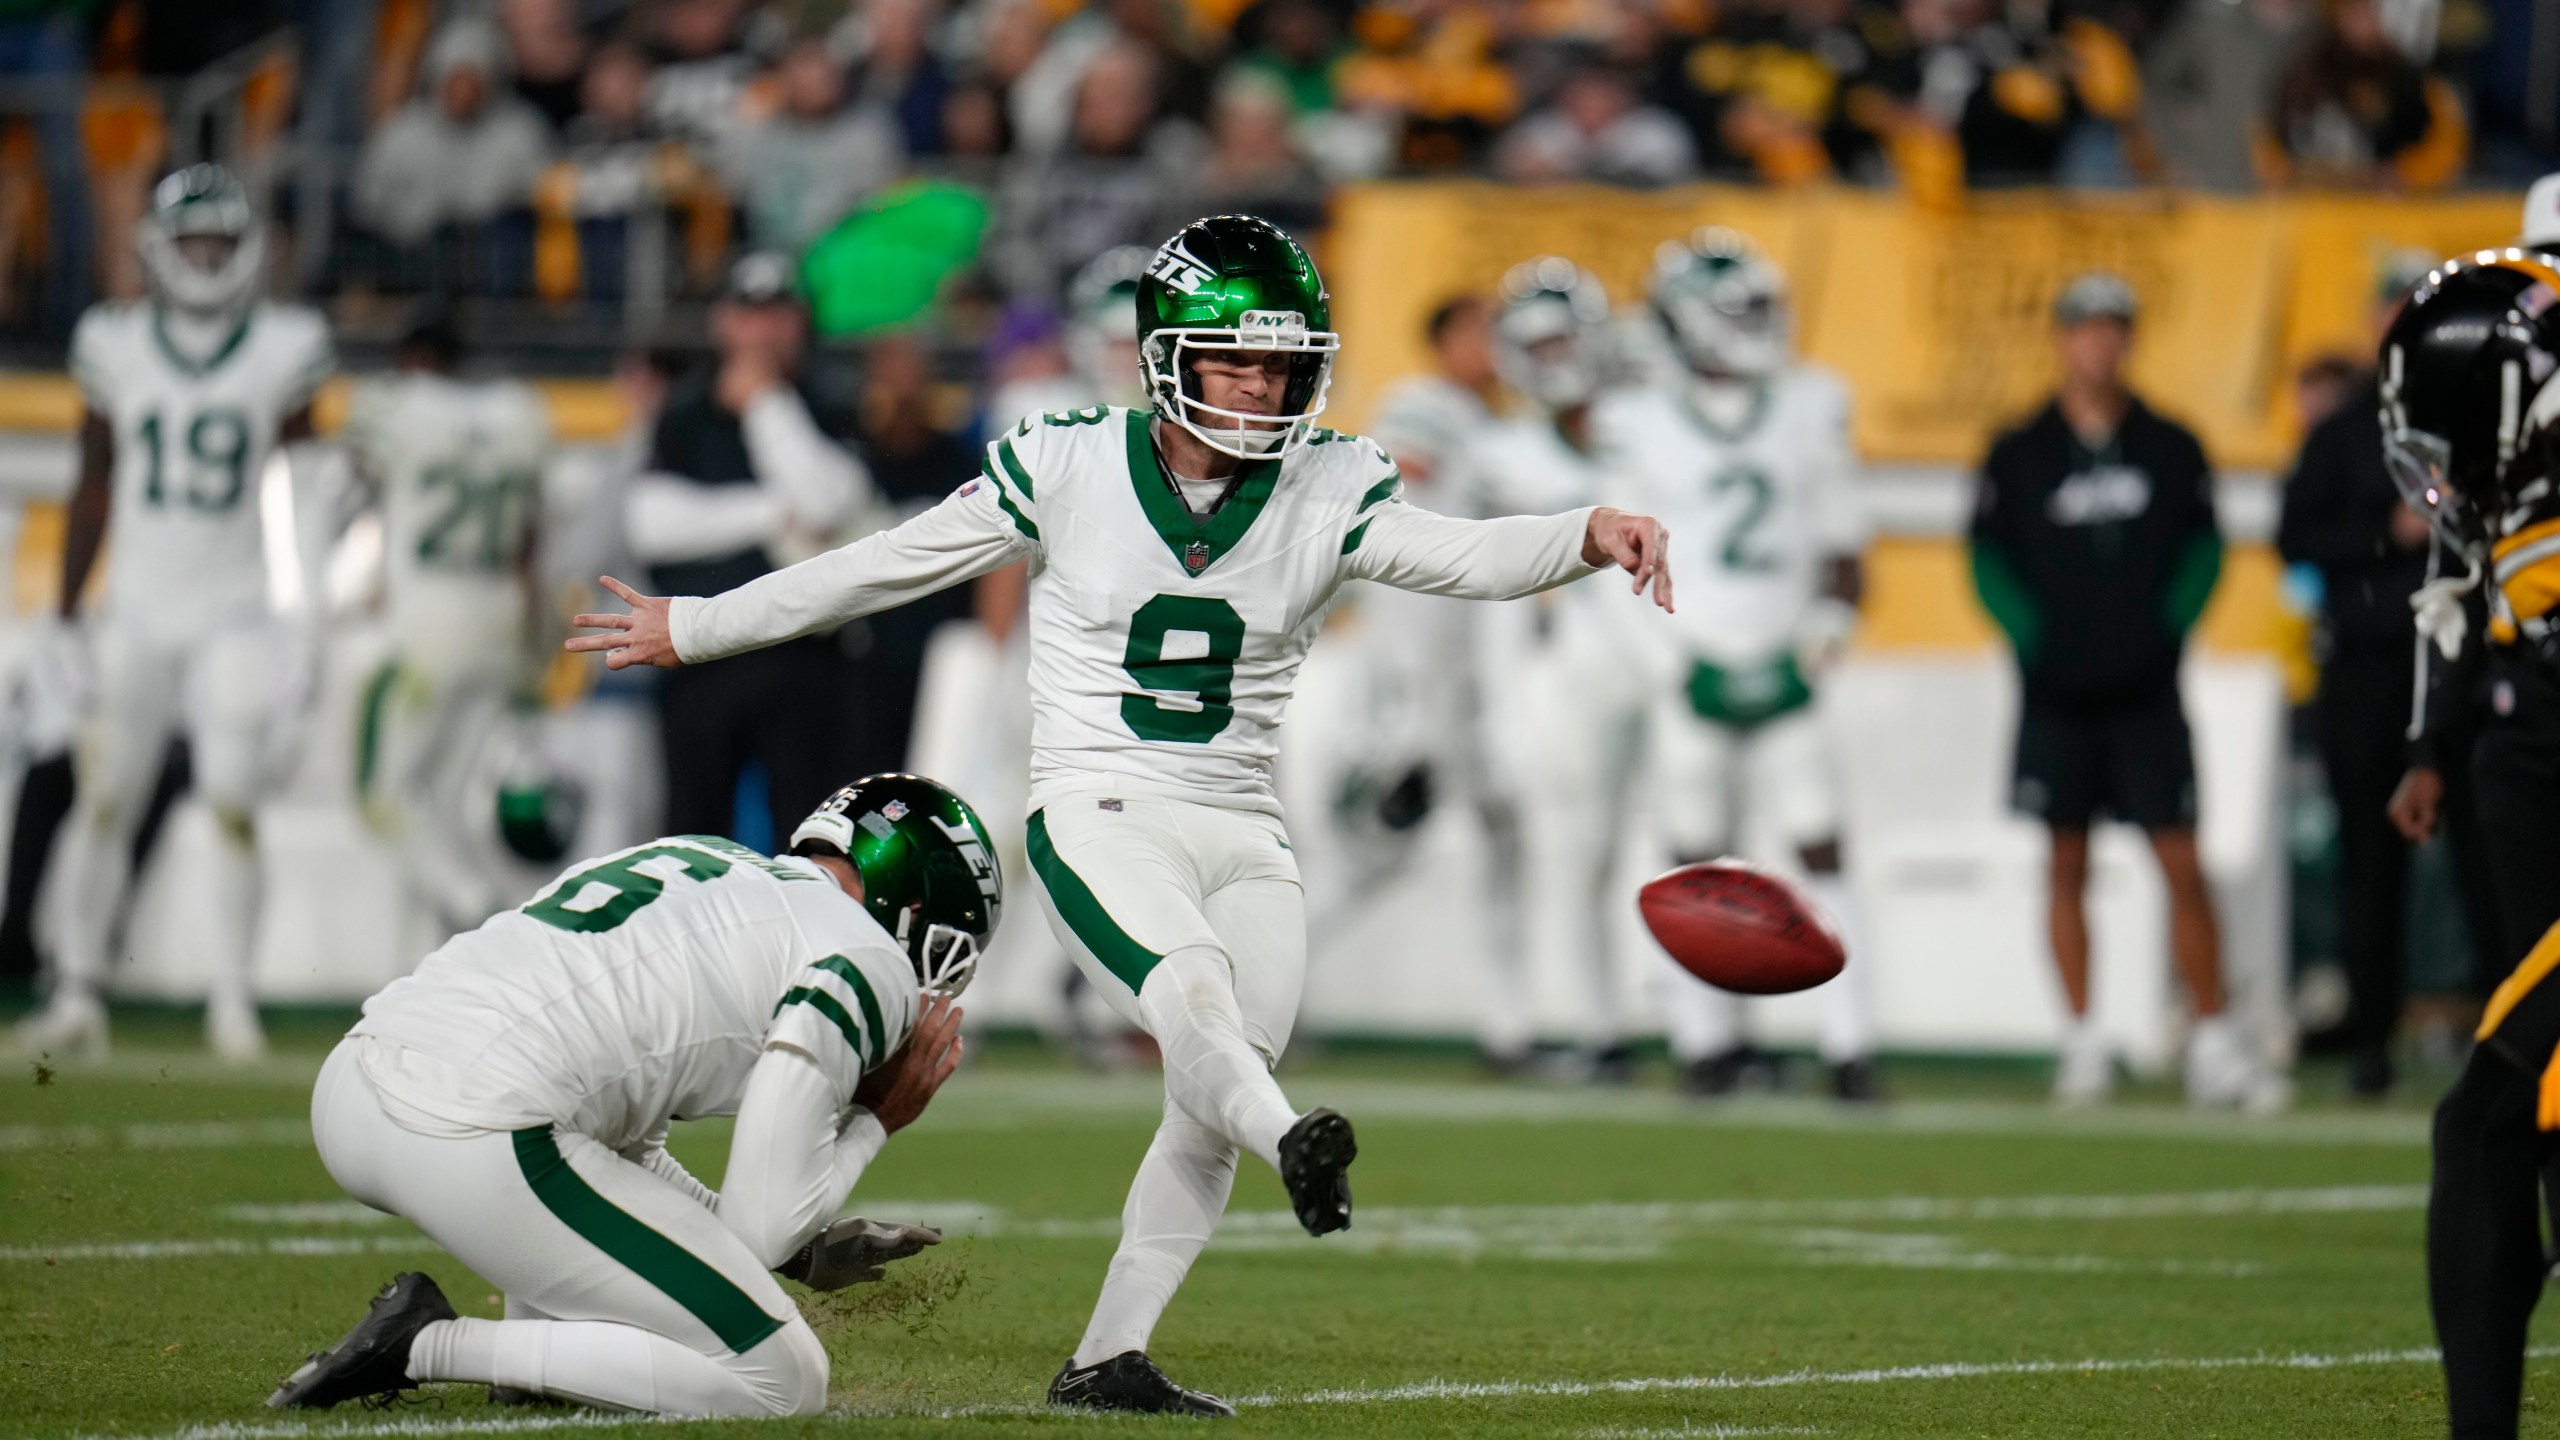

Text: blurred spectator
xmin=500 ymin=0 xmax=591 ymax=131
xmin=1112 ymin=0 xmax=1219 ymax=124
xmin=2263 ymin=0 xmax=2467 ymax=189
xmin=1367 ymin=294 xmax=1496 ymax=493
xmin=1335 ymin=0 xmax=1521 ymax=170
xmin=1657 ymin=0 xmax=1894 ymax=184
xmin=0 ymin=1 xmax=93 ymax=334
xmin=554 ymin=41 xmax=667 ymax=303
xmin=2143 ymin=0 xmax=2308 ymax=191
xmin=939 ymin=79 xmax=1015 ymax=173
xmin=1494 ymin=59 xmax=1697 ymax=185
xmin=1867 ymin=0 xmax=2140 ymax=190
xmin=1187 ymin=69 xmax=1328 ymax=231
xmin=354 ymin=20 xmax=555 ymax=273
xmin=2291 ymin=352 xmax=2362 ymax=432
xmin=843 ymin=0 xmax=954 ymax=156
xmin=722 ymin=34 xmax=904 ymax=253
xmin=838 ymin=332 xmax=980 ymax=773
xmin=1240 ymin=0 xmax=1347 ymax=114
xmin=2470 ymin=0 xmax=2560 ymax=179
xmin=629 ymin=252 xmax=875 ymax=844
xmin=993 ymin=41 xmax=1206 ymax=300
xmin=646 ymin=0 xmax=761 ymax=145
xmin=1003 ymin=0 xmax=1119 ymax=156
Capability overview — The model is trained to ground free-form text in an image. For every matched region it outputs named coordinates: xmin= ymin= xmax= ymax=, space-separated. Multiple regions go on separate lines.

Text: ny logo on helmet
xmin=1148 ymin=238 xmax=1216 ymax=295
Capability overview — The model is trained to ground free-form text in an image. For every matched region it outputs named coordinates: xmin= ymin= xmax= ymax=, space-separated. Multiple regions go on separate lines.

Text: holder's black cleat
xmin=1278 ymin=1107 xmax=1356 ymax=1236
xmin=1048 ymin=1350 xmax=1236 ymax=1417
xmin=268 ymin=1272 xmax=456 ymax=1410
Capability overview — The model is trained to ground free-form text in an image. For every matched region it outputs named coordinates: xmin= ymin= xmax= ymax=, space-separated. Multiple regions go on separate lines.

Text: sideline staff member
xmin=625 ymin=252 xmax=875 ymax=841
xmin=1969 ymin=273 xmax=2273 ymax=1111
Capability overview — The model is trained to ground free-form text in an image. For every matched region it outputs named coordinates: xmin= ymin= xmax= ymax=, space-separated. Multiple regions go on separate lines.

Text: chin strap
xmin=2407 ymin=537 xmax=2483 ymax=742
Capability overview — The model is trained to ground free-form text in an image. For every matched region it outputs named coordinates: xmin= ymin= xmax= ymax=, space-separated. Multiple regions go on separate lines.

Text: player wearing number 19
xmin=571 ymin=214 xmax=1676 ymax=1413
xmin=13 ymin=165 xmax=334 ymax=1062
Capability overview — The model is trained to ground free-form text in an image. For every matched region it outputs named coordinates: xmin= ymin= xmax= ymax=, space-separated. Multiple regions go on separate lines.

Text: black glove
xmin=774 ymin=1217 xmax=942 ymax=1291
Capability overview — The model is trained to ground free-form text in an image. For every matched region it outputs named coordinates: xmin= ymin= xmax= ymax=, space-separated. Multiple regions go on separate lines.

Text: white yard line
xmin=0 ymin=1119 xmax=313 ymax=1152
xmin=64 ymin=1343 xmax=2543 ymax=1440
xmin=2 ymin=1236 xmax=443 ymax=1262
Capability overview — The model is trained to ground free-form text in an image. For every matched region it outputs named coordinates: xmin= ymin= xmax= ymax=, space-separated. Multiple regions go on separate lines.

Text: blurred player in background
xmin=1605 ymin=229 xmax=1878 ymax=1101
xmin=341 ymin=318 xmax=554 ymax=939
xmin=2384 ymin=252 xmax=2560 ymax=1440
xmin=989 ymin=247 xmax=1152 ymax=427
xmin=1461 ymin=258 xmax=1649 ymax=1078
xmin=1971 ymin=273 xmax=2272 ymax=1110
xmin=14 ymin=165 xmax=333 ymax=1061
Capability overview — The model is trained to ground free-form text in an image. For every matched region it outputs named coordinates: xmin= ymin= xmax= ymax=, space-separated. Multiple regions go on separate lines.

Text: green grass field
xmin=0 ymin=1015 xmax=2539 ymax=1439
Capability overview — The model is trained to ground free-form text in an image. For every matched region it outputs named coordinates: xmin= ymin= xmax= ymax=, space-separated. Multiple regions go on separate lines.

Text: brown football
xmin=1638 ymin=860 xmax=1847 ymax=995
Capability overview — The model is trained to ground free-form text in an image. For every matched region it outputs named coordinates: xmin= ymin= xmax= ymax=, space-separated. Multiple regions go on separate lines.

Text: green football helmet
xmin=139 ymin=164 xmax=265 ymax=316
xmin=1650 ymin=226 xmax=1789 ymax=379
xmin=1495 ymin=256 xmax=1613 ymax=410
xmin=789 ymin=773 xmax=1002 ymax=995
xmin=1137 ymin=214 xmax=1341 ymax=458
xmin=1066 ymin=246 xmax=1151 ymax=409
xmin=496 ymin=767 xmax=586 ymax=865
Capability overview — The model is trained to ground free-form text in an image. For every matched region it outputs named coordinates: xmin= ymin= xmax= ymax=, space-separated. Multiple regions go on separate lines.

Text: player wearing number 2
xmin=571 ymin=214 xmax=1675 ymax=1414
xmin=13 ymin=165 xmax=333 ymax=1061
xmin=1598 ymin=228 xmax=1879 ymax=1101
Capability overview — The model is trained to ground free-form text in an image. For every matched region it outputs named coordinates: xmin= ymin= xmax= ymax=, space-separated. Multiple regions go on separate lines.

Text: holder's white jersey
xmin=672 ymin=406 xmax=1599 ymax=816
xmin=68 ymin=301 xmax=333 ymax=624
xmin=349 ymin=835 xmax=916 ymax=1148
xmin=342 ymin=372 xmax=551 ymax=639
xmin=1594 ymin=366 xmax=1864 ymax=666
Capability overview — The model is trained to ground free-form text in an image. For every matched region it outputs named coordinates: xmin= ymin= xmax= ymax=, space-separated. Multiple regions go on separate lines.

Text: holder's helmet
xmin=1066 ymin=246 xmax=1152 ymax=409
xmin=1137 ymin=215 xmax=1340 ymax=458
xmin=1650 ymin=226 xmax=1789 ymax=379
xmin=140 ymin=165 xmax=266 ymax=316
xmin=2378 ymin=249 xmax=2560 ymax=562
xmin=789 ymin=774 xmax=1002 ymax=995
xmin=1494 ymin=257 xmax=1614 ymax=411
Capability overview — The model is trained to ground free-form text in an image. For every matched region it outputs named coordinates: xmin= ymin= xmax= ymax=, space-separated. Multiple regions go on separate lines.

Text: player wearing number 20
xmin=572 ymin=214 xmax=1676 ymax=1414
xmin=14 ymin=165 xmax=334 ymax=1062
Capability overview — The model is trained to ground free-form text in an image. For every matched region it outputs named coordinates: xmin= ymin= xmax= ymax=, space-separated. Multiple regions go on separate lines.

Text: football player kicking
xmin=1600 ymin=230 xmax=1879 ymax=1101
xmin=569 ymin=214 xmax=1674 ymax=1414
xmin=269 ymin=774 xmax=996 ymax=1417
xmin=14 ymin=165 xmax=334 ymax=1061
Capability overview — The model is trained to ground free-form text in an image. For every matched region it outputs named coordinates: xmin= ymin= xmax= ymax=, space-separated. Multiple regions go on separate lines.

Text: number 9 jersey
xmin=67 ymin=299 xmax=334 ymax=625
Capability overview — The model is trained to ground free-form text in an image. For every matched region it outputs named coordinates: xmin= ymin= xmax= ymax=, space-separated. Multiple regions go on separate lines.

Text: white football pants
xmin=49 ymin=616 xmax=298 ymax=1001
xmin=1025 ymin=793 xmax=1306 ymax=1365
xmin=1649 ymin=701 xmax=1871 ymax=1064
xmin=1472 ymin=594 xmax=1651 ymax=1056
xmin=309 ymin=1043 xmax=827 ymax=1417
xmin=357 ymin=608 xmax=521 ymax=935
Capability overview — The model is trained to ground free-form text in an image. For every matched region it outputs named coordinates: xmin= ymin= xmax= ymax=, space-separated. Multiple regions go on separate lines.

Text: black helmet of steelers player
xmin=1650 ymin=226 xmax=1789 ymax=380
xmin=2378 ymin=248 xmax=2560 ymax=563
xmin=140 ymin=164 xmax=265 ymax=316
xmin=788 ymin=774 xmax=1002 ymax=995
xmin=1136 ymin=214 xmax=1341 ymax=459
xmin=1494 ymin=256 xmax=1614 ymax=411
xmin=1066 ymin=245 xmax=1152 ymax=408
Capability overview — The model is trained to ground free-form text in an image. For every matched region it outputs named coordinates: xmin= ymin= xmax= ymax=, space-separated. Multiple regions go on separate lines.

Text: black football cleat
xmin=1278 ymin=1107 xmax=1356 ymax=1236
xmin=268 ymin=1272 xmax=456 ymax=1409
xmin=487 ymin=1384 xmax=564 ymax=1408
xmin=1829 ymin=1058 xmax=1885 ymax=1105
xmin=1048 ymin=1350 xmax=1236 ymax=1417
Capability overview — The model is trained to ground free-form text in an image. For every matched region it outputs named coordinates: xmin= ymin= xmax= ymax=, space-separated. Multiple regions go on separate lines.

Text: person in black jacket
xmin=1970 ymin=273 xmax=2274 ymax=1110
xmin=2278 ymin=262 xmax=2498 ymax=1096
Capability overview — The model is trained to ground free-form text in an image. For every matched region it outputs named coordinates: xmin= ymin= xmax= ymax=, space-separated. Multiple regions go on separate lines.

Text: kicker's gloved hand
xmin=774 ymin=1217 xmax=943 ymax=1291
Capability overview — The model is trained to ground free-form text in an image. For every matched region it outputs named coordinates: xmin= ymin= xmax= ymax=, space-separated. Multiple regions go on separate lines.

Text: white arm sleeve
xmin=670 ymin=483 xmax=1036 ymax=663
xmin=740 ymin=388 xmax=877 ymax=534
xmin=625 ymin=472 xmax=783 ymax=563
xmin=718 ymin=1046 xmax=891 ymax=1270
xmin=1344 ymin=500 xmax=1599 ymax=599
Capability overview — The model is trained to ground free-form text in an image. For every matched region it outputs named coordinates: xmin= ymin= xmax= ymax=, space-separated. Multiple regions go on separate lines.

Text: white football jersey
xmin=341 ymin=372 xmax=551 ymax=639
xmin=68 ymin=301 xmax=334 ymax=624
xmin=673 ymin=406 xmax=1597 ymax=817
xmin=1594 ymin=365 xmax=1864 ymax=665
xmin=349 ymin=835 xmax=916 ymax=1147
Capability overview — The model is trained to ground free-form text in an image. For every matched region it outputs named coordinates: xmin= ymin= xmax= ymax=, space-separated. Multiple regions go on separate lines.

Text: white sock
xmin=1135 ymin=947 xmax=1298 ymax=1170
xmin=1072 ymin=1102 xmax=1238 ymax=1366
xmin=1802 ymin=872 xmax=1871 ymax=1064
xmin=201 ymin=821 xmax=260 ymax=1001
xmin=406 ymin=1315 xmax=808 ymax=1417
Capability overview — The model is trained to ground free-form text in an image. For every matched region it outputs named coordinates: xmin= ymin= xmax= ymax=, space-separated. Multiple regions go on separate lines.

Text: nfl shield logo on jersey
xmin=1183 ymin=541 xmax=1211 ymax=575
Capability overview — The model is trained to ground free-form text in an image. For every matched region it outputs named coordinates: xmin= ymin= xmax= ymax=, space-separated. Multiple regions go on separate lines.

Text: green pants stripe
xmin=511 ymin=1127 xmax=783 ymax=1353
xmin=1025 ymin=809 xmax=1163 ymax=992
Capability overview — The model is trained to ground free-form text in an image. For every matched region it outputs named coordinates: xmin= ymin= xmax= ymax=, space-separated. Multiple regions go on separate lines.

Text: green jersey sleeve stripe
xmin=1356 ymin=474 xmax=1402 ymax=513
xmin=1341 ymin=519 xmax=1372 ymax=555
xmin=776 ymin=985 xmax=871 ymax=1066
xmin=811 ymin=954 xmax=890 ymax=1064
xmin=997 ymin=436 xmax=1037 ymax=500
xmin=980 ymin=457 xmax=1041 ymax=541
xmin=1025 ymin=809 xmax=1162 ymax=993
xmin=512 ymin=1127 xmax=784 ymax=1353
